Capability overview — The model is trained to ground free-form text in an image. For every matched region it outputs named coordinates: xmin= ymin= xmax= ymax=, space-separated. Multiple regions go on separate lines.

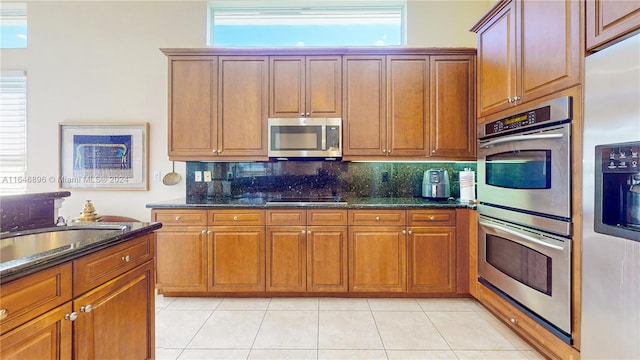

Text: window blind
xmin=0 ymin=71 xmax=27 ymax=194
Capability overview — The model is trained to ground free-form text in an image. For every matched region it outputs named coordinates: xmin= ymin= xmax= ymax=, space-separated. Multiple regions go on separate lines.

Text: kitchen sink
xmin=0 ymin=225 xmax=127 ymax=263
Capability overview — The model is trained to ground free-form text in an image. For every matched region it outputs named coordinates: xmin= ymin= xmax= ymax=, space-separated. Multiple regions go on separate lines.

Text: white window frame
xmin=207 ymin=1 xmax=406 ymax=47
xmin=0 ymin=71 xmax=28 ymax=195
xmin=0 ymin=2 xmax=27 ymax=49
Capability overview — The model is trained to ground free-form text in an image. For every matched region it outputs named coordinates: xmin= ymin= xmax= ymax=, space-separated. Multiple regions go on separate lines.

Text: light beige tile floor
xmin=155 ymin=295 xmax=546 ymax=360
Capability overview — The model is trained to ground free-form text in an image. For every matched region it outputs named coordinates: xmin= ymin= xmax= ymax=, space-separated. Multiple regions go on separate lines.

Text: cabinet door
xmin=168 ymin=57 xmax=217 ymax=159
xmin=0 ymin=303 xmax=72 ymax=359
xmin=429 ymin=55 xmax=475 ymax=159
xmin=208 ymin=226 xmax=265 ymax=292
xmin=155 ymin=227 xmax=208 ymax=293
xmin=218 ymin=56 xmax=269 ymax=159
xmin=306 ymin=56 xmax=342 ymax=117
xmin=349 ymin=227 xmax=406 ymax=292
xmin=387 ymin=56 xmax=430 ymax=157
xmin=476 ymin=2 xmax=517 ymax=117
xmin=307 ymin=226 xmax=348 ymax=292
xmin=518 ymin=0 xmax=581 ymax=104
xmin=407 ymin=227 xmax=456 ymax=293
xmin=74 ymin=261 xmax=154 ymax=360
xmin=270 ymin=56 xmax=305 ymax=117
xmin=342 ymin=55 xmax=387 ymax=158
xmin=586 ymin=0 xmax=640 ymax=51
xmin=266 ymin=226 xmax=307 ymax=292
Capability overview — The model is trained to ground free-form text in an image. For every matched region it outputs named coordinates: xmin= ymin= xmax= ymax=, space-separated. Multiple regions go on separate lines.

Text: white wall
xmin=0 ymin=1 xmax=490 ymax=222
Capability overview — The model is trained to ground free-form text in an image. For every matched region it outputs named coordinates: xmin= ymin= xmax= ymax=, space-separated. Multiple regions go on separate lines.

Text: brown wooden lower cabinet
xmin=152 ymin=208 xmax=464 ymax=296
xmin=307 ymin=226 xmax=348 ymax=292
xmin=407 ymin=226 xmax=456 ymax=293
xmin=266 ymin=225 xmax=307 ymax=292
xmin=266 ymin=209 xmax=348 ymax=292
xmin=209 ymin=226 xmax=266 ymax=292
xmin=0 ymin=233 xmax=156 ymax=360
xmin=478 ymin=283 xmax=579 ymax=360
xmin=349 ymin=226 xmax=407 ymax=292
xmin=0 ymin=303 xmax=73 ymax=359
xmin=74 ymin=261 xmax=155 ymax=359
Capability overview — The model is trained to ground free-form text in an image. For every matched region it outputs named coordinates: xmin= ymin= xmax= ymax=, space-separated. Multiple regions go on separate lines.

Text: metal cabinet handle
xmin=202 ymin=230 xmax=207 ymax=234
xmin=233 ymin=216 xmax=238 ymax=221
xmin=402 ymin=229 xmax=406 ymax=234
xmin=80 ymin=304 xmax=93 ymax=313
xmin=175 ymin=216 xmax=182 ymax=221
xmin=408 ymin=230 xmax=412 ymax=235
xmin=65 ymin=312 xmax=78 ymax=321
xmin=307 ymin=230 xmax=311 ymax=234
xmin=382 ymin=149 xmax=386 ymax=154
xmin=387 ymin=149 xmax=391 ymax=154
xmin=207 ymin=230 xmax=212 ymax=235
xmin=513 ymin=96 xmax=520 ymax=102
xmin=375 ymin=216 xmax=380 ymax=221
xmin=510 ymin=317 xmax=518 ymax=324
xmin=121 ymin=255 xmax=131 ymax=262
xmin=507 ymin=98 xmax=513 ymax=103
xmin=301 ymin=113 xmax=305 ymax=116
xmin=0 ymin=308 xmax=8 ymax=320
xmin=429 ymin=216 xmax=435 ymax=221
xmin=301 ymin=230 xmax=306 ymax=234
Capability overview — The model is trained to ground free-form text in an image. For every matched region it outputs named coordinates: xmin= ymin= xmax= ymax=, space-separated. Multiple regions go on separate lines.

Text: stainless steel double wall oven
xmin=476 ymin=96 xmax=573 ymax=343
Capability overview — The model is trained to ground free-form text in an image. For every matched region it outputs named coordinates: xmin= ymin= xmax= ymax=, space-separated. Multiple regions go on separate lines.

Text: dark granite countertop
xmin=146 ymin=197 xmax=475 ymax=209
xmin=0 ymin=222 xmax=162 ymax=284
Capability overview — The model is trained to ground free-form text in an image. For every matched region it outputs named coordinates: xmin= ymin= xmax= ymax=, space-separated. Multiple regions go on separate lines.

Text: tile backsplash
xmin=186 ymin=161 xmax=476 ymax=201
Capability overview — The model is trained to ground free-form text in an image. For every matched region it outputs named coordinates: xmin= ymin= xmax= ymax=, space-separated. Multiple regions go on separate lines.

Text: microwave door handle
xmin=321 ymin=125 xmax=327 ymax=150
xmin=479 ymin=219 xmax=564 ymax=251
xmin=479 ymin=133 xmax=564 ymax=149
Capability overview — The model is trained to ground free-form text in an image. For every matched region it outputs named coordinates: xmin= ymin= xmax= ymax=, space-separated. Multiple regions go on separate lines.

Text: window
xmin=0 ymin=71 xmax=27 ymax=194
xmin=209 ymin=2 xmax=405 ymax=46
xmin=0 ymin=3 xmax=27 ymax=48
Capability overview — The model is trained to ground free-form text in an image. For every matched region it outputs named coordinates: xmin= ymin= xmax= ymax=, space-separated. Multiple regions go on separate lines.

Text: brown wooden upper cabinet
xmin=167 ymin=56 xmax=217 ymax=159
xmin=586 ymin=0 xmax=640 ymax=51
xmin=167 ymin=55 xmax=268 ymax=161
xmin=343 ymin=54 xmax=475 ymax=160
xmin=471 ymin=0 xmax=581 ymax=118
xmin=269 ymin=56 xmax=342 ymax=118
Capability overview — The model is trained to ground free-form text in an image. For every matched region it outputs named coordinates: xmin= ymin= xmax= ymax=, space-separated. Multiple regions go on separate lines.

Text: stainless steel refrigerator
xmin=581 ymin=33 xmax=640 ymax=359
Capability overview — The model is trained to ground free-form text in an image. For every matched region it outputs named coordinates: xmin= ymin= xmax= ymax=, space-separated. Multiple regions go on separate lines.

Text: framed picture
xmin=59 ymin=122 xmax=149 ymax=190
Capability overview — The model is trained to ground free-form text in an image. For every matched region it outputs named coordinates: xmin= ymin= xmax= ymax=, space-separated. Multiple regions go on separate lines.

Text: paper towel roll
xmin=459 ymin=169 xmax=475 ymax=202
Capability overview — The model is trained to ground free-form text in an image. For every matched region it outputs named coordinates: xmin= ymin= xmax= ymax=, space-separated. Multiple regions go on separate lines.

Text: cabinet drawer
xmin=407 ymin=210 xmax=455 ymax=226
xmin=73 ymin=234 xmax=154 ymax=296
xmin=0 ymin=263 xmax=72 ymax=334
xmin=152 ymin=209 xmax=207 ymax=227
xmin=348 ymin=210 xmax=405 ymax=226
xmin=266 ymin=209 xmax=306 ymax=226
xmin=308 ymin=209 xmax=347 ymax=226
xmin=209 ymin=209 xmax=265 ymax=226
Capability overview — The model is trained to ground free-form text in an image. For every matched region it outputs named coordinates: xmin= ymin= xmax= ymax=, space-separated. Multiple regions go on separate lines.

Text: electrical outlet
xmin=194 ymin=171 xmax=202 ymax=182
xmin=204 ymin=171 xmax=212 ymax=182
xmin=154 ymin=171 xmax=161 ymax=182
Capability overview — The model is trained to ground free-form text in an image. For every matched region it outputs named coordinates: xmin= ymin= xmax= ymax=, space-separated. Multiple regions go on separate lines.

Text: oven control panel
xmin=479 ymin=96 xmax=572 ymax=138
xmin=484 ymin=106 xmax=551 ymax=135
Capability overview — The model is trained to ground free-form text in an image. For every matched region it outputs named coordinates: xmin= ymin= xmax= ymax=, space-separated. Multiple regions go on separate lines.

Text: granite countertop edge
xmin=145 ymin=198 xmax=476 ymax=209
xmin=0 ymin=222 xmax=162 ymax=285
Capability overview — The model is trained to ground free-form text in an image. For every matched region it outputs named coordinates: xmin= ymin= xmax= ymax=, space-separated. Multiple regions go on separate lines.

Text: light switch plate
xmin=204 ymin=171 xmax=212 ymax=182
xmin=194 ymin=171 xmax=202 ymax=182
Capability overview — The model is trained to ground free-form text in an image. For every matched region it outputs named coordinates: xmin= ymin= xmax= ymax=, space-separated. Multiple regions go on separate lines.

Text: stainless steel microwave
xmin=268 ymin=118 xmax=342 ymax=159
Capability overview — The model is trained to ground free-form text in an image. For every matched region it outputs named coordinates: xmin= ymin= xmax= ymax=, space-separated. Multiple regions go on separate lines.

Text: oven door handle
xmin=479 ymin=219 xmax=564 ymax=251
xmin=479 ymin=133 xmax=564 ymax=149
